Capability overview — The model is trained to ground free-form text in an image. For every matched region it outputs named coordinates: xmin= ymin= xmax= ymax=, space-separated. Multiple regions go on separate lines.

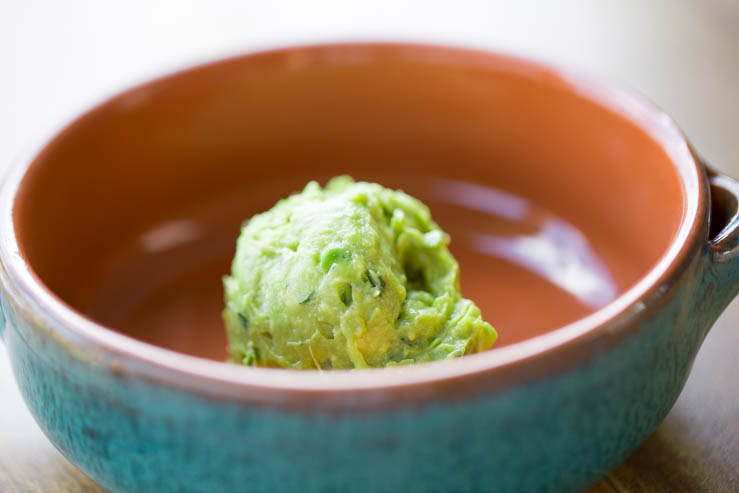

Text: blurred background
xmin=1 ymin=1 xmax=737 ymax=491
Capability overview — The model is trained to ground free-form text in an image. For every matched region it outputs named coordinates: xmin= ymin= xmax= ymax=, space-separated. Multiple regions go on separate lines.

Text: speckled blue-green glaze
xmin=0 ymin=243 xmax=736 ymax=493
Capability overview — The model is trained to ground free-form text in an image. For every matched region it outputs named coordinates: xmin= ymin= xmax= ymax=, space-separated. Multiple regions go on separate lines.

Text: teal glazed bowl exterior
xmin=1 ymin=43 xmax=738 ymax=493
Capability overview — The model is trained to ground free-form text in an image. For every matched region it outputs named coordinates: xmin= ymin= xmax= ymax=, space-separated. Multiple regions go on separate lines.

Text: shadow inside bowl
xmin=81 ymin=173 xmax=634 ymax=361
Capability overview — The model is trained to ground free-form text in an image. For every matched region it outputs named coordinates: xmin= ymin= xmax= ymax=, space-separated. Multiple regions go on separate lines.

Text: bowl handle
xmin=704 ymin=162 xmax=739 ymax=307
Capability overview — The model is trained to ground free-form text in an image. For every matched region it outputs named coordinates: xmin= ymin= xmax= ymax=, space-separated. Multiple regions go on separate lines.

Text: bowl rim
xmin=0 ymin=41 xmax=707 ymax=408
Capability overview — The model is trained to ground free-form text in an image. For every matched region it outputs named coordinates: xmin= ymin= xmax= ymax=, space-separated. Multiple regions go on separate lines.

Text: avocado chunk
xmin=223 ymin=176 xmax=497 ymax=369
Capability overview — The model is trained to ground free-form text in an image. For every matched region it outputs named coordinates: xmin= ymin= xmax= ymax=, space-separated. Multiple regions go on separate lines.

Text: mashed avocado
xmin=223 ymin=176 xmax=496 ymax=369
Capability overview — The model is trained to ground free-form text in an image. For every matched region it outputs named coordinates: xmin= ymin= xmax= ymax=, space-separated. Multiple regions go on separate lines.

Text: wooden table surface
xmin=1 ymin=1 xmax=737 ymax=491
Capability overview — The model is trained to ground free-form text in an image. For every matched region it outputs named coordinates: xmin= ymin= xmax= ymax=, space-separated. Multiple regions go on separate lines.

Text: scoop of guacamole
xmin=223 ymin=176 xmax=496 ymax=369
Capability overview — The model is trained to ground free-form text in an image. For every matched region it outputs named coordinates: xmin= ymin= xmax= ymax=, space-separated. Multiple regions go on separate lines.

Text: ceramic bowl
xmin=0 ymin=43 xmax=737 ymax=493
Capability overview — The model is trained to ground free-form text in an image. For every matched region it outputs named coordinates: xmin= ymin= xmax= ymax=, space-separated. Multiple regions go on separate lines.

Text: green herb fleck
xmin=365 ymin=269 xmax=376 ymax=288
xmin=340 ymin=284 xmax=353 ymax=306
xmin=365 ymin=269 xmax=385 ymax=297
xmin=299 ymin=291 xmax=316 ymax=304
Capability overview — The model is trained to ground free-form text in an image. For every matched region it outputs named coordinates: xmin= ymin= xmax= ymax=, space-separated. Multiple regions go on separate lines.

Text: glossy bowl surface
xmin=0 ymin=43 xmax=737 ymax=493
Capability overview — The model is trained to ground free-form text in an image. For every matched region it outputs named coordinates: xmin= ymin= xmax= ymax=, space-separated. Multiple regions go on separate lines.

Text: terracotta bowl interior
xmin=13 ymin=45 xmax=685 ymax=361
